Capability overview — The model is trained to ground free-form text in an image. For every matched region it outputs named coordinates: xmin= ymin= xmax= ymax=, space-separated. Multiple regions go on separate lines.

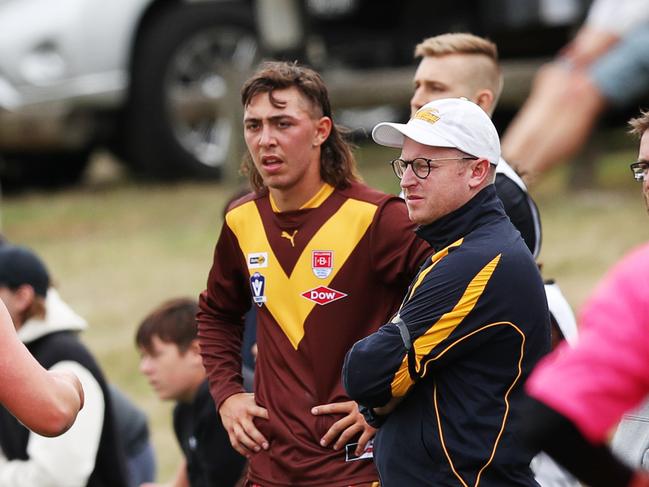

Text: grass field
xmin=2 ymin=140 xmax=648 ymax=480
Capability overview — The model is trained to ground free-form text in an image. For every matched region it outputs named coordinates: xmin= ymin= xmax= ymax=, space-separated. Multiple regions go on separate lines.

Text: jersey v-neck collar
xmin=269 ymin=183 xmax=335 ymax=213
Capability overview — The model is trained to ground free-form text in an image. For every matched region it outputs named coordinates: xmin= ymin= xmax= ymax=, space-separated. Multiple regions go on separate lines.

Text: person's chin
xmin=407 ymin=210 xmax=426 ymax=225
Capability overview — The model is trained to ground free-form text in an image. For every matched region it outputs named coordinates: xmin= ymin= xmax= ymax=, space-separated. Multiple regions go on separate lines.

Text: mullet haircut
xmin=240 ymin=61 xmax=360 ymax=192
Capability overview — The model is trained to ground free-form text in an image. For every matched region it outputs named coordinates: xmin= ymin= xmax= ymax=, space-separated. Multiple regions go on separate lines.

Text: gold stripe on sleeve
xmin=390 ymin=253 xmax=501 ymax=397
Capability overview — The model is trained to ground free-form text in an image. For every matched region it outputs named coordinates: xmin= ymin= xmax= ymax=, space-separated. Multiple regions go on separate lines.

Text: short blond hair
xmin=629 ymin=109 xmax=649 ymax=138
xmin=414 ymin=33 xmax=504 ymax=109
xmin=415 ymin=33 xmax=498 ymax=59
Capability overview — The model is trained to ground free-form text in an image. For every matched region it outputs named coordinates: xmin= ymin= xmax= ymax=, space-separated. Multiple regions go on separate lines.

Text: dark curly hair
xmin=240 ymin=61 xmax=361 ymax=192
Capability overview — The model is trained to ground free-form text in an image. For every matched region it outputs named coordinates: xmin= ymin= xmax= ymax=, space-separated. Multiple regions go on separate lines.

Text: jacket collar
xmin=415 ymin=184 xmax=505 ymax=251
xmin=18 ymin=289 xmax=87 ymax=344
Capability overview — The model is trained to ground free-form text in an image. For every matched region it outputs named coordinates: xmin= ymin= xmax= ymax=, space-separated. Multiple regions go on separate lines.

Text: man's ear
xmin=188 ymin=339 xmax=203 ymax=362
xmin=474 ymin=89 xmax=495 ymax=115
xmin=468 ymin=158 xmax=492 ymax=189
xmin=13 ymin=285 xmax=36 ymax=315
xmin=313 ymin=116 xmax=333 ymax=147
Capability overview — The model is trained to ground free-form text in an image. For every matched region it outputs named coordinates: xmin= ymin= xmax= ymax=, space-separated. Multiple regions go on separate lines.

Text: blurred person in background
xmin=0 ymin=234 xmax=155 ymax=487
xmin=197 ymin=61 xmax=430 ymax=486
xmin=520 ymin=109 xmax=649 ymax=487
xmin=410 ymin=33 xmax=542 ymax=258
xmin=0 ymin=244 xmax=129 ymax=487
xmin=0 ymin=295 xmax=83 ymax=437
xmin=0 ymin=232 xmax=83 ymax=437
xmin=137 ymin=297 xmax=246 ymax=487
xmin=109 ymin=384 xmax=156 ymax=487
xmin=611 ymin=399 xmax=649 ymax=475
xmin=501 ymin=0 xmax=649 ymax=182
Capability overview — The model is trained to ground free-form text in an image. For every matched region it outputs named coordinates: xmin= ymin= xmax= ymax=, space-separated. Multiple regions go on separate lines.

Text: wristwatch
xmin=358 ymin=404 xmax=386 ymax=428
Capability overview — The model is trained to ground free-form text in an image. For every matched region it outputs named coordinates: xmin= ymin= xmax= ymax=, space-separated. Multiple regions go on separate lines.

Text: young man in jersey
xmin=410 ymin=33 xmax=542 ymax=258
xmin=520 ymin=110 xmax=649 ymax=487
xmin=343 ymin=98 xmax=549 ymax=486
xmin=197 ymin=61 xmax=430 ymax=486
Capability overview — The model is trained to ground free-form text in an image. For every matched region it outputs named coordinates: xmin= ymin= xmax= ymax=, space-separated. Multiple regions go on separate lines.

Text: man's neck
xmin=179 ymin=374 xmax=206 ymax=404
xmin=269 ymin=178 xmax=326 ymax=212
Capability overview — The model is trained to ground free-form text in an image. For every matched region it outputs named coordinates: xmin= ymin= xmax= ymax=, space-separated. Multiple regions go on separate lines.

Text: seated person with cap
xmin=0 ymin=244 xmax=129 ymax=487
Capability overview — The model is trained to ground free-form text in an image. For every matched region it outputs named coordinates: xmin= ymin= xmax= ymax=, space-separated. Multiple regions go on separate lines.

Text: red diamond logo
xmin=301 ymin=286 xmax=347 ymax=305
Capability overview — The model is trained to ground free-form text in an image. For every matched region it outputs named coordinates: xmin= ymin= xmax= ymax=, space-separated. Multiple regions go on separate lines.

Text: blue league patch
xmin=250 ymin=272 xmax=267 ymax=307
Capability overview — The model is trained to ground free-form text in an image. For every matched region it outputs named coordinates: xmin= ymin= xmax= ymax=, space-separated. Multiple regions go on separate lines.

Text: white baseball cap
xmin=372 ymin=97 xmax=500 ymax=166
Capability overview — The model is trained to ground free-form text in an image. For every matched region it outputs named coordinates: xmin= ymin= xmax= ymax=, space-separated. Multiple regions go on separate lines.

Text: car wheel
xmin=0 ymin=151 xmax=90 ymax=192
xmin=123 ymin=2 xmax=259 ymax=180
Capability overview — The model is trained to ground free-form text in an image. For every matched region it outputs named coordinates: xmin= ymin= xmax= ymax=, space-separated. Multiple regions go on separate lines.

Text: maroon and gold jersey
xmin=198 ymin=181 xmax=429 ymax=487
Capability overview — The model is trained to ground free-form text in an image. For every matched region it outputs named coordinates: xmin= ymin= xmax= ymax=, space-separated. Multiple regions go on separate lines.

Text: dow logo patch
xmin=301 ymin=286 xmax=347 ymax=305
xmin=250 ymin=272 xmax=267 ymax=307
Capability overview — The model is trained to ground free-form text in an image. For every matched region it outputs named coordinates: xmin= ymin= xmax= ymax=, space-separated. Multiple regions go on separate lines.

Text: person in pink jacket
xmin=521 ymin=109 xmax=649 ymax=487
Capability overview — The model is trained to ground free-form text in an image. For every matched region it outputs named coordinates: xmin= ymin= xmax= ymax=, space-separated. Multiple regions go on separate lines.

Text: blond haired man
xmin=410 ymin=33 xmax=542 ymax=259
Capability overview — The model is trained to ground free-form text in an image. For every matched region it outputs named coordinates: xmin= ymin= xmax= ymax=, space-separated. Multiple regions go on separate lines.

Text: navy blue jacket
xmin=343 ymin=185 xmax=550 ymax=486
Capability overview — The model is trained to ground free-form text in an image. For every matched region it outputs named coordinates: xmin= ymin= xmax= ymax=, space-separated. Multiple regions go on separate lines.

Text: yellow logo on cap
xmin=414 ymin=107 xmax=440 ymax=124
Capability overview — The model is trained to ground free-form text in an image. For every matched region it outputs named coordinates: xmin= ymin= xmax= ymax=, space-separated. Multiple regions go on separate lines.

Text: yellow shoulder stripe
xmin=407 ymin=238 xmax=463 ymax=300
xmin=390 ymin=253 xmax=501 ymax=397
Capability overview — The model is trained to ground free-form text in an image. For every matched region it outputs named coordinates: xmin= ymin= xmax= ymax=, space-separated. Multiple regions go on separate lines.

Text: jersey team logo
xmin=312 ymin=250 xmax=333 ymax=278
xmin=250 ymin=272 xmax=267 ymax=307
xmin=301 ymin=286 xmax=347 ymax=305
xmin=247 ymin=252 xmax=268 ymax=269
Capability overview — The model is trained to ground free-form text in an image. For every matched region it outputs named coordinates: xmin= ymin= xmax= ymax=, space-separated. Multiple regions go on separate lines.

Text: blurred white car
xmin=0 ymin=0 xmax=259 ymax=186
xmin=0 ymin=0 xmax=587 ymax=188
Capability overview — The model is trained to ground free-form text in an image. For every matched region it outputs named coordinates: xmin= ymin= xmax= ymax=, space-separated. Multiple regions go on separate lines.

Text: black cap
xmin=0 ymin=245 xmax=50 ymax=297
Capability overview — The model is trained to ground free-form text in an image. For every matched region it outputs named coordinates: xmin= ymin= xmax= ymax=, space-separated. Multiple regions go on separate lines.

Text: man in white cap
xmin=343 ymin=98 xmax=549 ymax=486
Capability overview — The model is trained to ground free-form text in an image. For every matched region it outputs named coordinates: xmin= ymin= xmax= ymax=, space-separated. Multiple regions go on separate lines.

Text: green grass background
xmin=2 ymin=139 xmax=648 ymax=480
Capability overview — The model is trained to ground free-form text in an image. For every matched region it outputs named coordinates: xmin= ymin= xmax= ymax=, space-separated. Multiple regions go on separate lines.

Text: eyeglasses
xmin=630 ymin=161 xmax=649 ymax=182
xmin=390 ymin=156 xmax=478 ymax=179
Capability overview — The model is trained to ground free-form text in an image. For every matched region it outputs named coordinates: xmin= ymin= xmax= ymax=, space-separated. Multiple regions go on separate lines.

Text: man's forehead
xmin=245 ymin=87 xmax=312 ymax=116
xmin=416 ymin=54 xmax=475 ymax=78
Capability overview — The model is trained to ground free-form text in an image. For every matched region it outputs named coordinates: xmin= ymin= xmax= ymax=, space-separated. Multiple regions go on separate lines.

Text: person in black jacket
xmin=136 ymin=298 xmax=245 ymax=487
xmin=0 ymin=244 xmax=129 ymax=487
xmin=343 ymin=98 xmax=550 ymax=486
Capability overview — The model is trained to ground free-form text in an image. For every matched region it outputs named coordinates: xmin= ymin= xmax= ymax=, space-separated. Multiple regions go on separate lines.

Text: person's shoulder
xmin=495 ymin=158 xmax=528 ymax=192
xmin=337 ymin=180 xmax=398 ymax=206
xmin=606 ymin=241 xmax=649 ymax=284
xmin=225 ymin=189 xmax=263 ymax=214
xmin=620 ymin=241 xmax=649 ymax=267
xmin=223 ymin=190 xmax=268 ymax=230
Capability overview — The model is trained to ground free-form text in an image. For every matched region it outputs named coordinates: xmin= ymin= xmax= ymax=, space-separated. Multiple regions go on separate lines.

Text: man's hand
xmin=219 ymin=392 xmax=269 ymax=457
xmin=311 ymin=400 xmax=376 ymax=456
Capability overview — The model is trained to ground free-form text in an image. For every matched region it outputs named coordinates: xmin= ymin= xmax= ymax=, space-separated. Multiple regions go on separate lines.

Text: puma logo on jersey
xmin=281 ymin=230 xmax=298 ymax=247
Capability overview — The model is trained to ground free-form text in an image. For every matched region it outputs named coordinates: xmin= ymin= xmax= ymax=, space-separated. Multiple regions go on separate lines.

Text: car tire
xmin=122 ymin=2 xmax=259 ymax=180
xmin=0 ymin=151 xmax=90 ymax=192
